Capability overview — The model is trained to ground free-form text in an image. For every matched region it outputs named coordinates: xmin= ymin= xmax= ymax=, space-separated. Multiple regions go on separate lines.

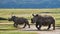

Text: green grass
xmin=0 ymin=31 xmax=37 ymax=34
xmin=0 ymin=24 xmax=16 ymax=29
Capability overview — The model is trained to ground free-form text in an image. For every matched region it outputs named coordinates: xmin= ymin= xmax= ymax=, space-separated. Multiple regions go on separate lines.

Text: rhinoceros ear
xmin=32 ymin=14 xmax=35 ymax=17
xmin=36 ymin=14 xmax=39 ymax=16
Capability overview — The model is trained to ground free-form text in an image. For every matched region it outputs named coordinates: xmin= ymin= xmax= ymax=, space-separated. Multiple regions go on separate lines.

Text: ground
xmin=5 ymin=25 xmax=60 ymax=34
xmin=0 ymin=24 xmax=60 ymax=34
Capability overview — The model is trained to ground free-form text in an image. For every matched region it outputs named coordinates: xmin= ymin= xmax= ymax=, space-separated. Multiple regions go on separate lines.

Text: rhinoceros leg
xmin=52 ymin=22 xmax=55 ymax=30
xmin=14 ymin=23 xmax=18 ymax=28
xmin=23 ymin=22 xmax=30 ymax=28
xmin=23 ymin=23 xmax=26 ymax=28
xmin=26 ymin=22 xmax=30 ymax=28
xmin=36 ymin=23 xmax=39 ymax=30
xmin=36 ymin=23 xmax=42 ymax=30
xmin=25 ymin=21 xmax=30 ymax=28
xmin=47 ymin=24 xmax=51 ymax=30
xmin=38 ymin=24 xmax=42 ymax=30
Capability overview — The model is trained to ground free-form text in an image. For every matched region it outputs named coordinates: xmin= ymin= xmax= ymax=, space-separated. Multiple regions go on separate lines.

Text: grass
xmin=0 ymin=8 xmax=60 ymax=15
xmin=0 ymin=24 xmax=16 ymax=29
xmin=0 ymin=31 xmax=37 ymax=34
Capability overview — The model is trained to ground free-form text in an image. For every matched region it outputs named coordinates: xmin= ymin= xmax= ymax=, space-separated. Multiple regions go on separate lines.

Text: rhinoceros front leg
xmin=23 ymin=23 xmax=26 ymax=28
xmin=47 ymin=24 xmax=51 ymax=30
